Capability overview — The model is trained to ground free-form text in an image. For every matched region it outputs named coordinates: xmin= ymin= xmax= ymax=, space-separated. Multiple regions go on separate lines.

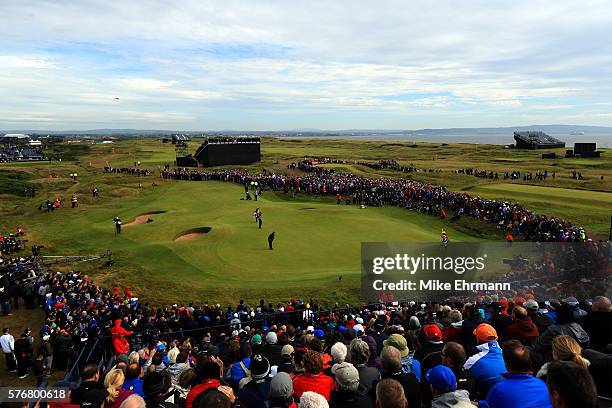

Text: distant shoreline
xmin=278 ymin=132 xmax=612 ymax=148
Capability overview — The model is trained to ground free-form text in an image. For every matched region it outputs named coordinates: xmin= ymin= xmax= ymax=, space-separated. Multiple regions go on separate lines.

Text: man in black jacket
xmin=381 ymin=345 xmax=421 ymax=408
xmin=71 ymin=364 xmax=108 ymax=408
xmin=581 ymin=296 xmax=612 ymax=352
xmin=14 ymin=333 xmax=32 ymax=379
xmin=268 ymin=232 xmax=275 ymax=250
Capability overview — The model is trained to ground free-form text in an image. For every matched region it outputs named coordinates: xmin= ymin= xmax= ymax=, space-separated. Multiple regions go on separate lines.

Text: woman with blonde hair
xmin=104 ymin=368 xmax=133 ymax=408
xmin=128 ymin=350 xmax=140 ymax=365
xmin=537 ymin=335 xmax=590 ymax=379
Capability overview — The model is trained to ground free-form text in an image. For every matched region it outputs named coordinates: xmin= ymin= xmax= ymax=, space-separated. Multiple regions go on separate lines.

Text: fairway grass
xmin=2 ymin=137 xmax=611 ymax=304
xmin=12 ymin=180 xmax=480 ymax=305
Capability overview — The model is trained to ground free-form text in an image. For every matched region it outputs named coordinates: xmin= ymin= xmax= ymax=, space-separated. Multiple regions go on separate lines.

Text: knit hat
xmin=269 ymin=372 xmax=293 ymax=398
xmin=252 ymin=334 xmax=263 ymax=345
xmin=426 ymin=365 xmax=457 ymax=393
xmin=281 ymin=344 xmax=294 ymax=358
xmin=383 ymin=334 xmax=409 ymax=357
xmin=424 ymin=324 xmax=443 ymax=342
xmin=250 ymin=354 xmax=270 ymax=379
xmin=331 ymin=362 xmax=360 ymax=388
xmin=473 ymin=323 xmax=498 ymax=342
xmin=313 ymin=329 xmax=325 ymax=339
xmin=142 ymin=372 xmax=165 ymax=396
xmin=266 ymin=332 xmax=278 ymax=345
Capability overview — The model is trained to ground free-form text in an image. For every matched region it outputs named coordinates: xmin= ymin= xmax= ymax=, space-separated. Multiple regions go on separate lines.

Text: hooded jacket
xmin=463 ymin=342 xmax=506 ymax=398
xmin=111 ymin=319 xmax=133 ymax=356
xmin=534 ymin=322 xmax=590 ymax=353
xmin=432 ymin=389 xmax=473 ymax=408
xmin=504 ymin=317 xmax=539 ymax=345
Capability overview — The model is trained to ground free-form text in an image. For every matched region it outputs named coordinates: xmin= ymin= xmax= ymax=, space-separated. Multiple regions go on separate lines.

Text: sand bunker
xmin=124 ymin=211 xmax=166 ymax=227
xmin=174 ymin=227 xmax=212 ymax=241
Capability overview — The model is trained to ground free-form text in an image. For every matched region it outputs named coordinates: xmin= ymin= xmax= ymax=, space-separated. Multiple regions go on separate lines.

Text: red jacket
xmin=111 ymin=319 xmax=132 ymax=355
xmin=505 ymin=318 xmax=539 ymax=345
xmin=443 ymin=325 xmax=463 ymax=343
xmin=293 ymin=373 xmax=334 ymax=401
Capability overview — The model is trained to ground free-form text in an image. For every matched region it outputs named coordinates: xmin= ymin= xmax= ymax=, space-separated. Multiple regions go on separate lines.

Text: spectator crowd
xmin=161 ymin=167 xmax=588 ymax=242
xmin=1 ymin=244 xmax=610 ymax=408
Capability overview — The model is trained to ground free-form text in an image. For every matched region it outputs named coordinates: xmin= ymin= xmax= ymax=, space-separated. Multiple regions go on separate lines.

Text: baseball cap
xmin=562 ymin=297 xmax=579 ymax=306
xmin=426 ymin=365 xmax=457 ymax=393
xmin=524 ymin=300 xmax=539 ymax=310
xmin=252 ymin=334 xmax=263 ymax=345
xmin=331 ymin=362 xmax=360 ymax=388
xmin=313 ymin=329 xmax=324 ymax=339
xmin=281 ymin=344 xmax=294 ymax=358
xmin=424 ymin=324 xmax=443 ymax=342
xmin=269 ymin=372 xmax=293 ymax=398
xmin=473 ymin=323 xmax=498 ymax=342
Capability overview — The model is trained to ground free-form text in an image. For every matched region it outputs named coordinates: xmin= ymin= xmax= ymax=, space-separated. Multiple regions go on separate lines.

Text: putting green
xmin=22 ymin=180 xmax=482 ymax=304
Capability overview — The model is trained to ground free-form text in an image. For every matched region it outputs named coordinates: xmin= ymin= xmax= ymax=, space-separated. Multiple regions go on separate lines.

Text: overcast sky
xmin=1 ymin=1 xmax=612 ymax=130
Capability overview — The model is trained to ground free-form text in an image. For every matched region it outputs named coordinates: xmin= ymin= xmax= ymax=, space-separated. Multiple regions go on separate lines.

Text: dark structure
xmin=514 ymin=131 xmax=565 ymax=149
xmin=176 ymin=154 xmax=199 ymax=167
xmin=573 ymin=143 xmax=601 ymax=158
xmin=194 ymin=137 xmax=261 ymax=167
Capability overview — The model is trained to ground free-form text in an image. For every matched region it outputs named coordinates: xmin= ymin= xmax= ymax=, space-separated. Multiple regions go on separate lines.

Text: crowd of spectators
xmin=456 ymin=169 xmax=556 ymax=182
xmin=161 ymin=167 xmax=588 ymax=242
xmin=0 ymin=145 xmax=44 ymax=162
xmin=204 ymin=137 xmax=261 ymax=145
xmin=1 ymin=260 xmax=610 ymax=408
xmin=0 ymin=227 xmax=27 ymax=254
xmin=287 ymin=158 xmax=418 ymax=174
xmin=104 ymin=167 xmax=151 ymax=176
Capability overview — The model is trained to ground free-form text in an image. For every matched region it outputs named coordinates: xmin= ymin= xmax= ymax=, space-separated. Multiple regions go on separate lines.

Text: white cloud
xmin=1 ymin=1 xmax=612 ymax=129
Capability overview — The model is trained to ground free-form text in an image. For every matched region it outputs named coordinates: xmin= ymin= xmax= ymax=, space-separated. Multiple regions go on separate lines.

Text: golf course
xmin=1 ymin=137 xmax=611 ymax=304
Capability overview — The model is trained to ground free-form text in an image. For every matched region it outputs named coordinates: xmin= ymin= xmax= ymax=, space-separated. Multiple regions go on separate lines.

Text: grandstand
xmin=194 ymin=136 xmax=261 ymax=166
xmin=514 ymin=131 xmax=566 ymax=149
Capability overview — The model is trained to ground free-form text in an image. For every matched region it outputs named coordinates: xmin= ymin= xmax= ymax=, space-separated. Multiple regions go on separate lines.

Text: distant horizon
xmin=3 ymin=123 xmax=612 ymax=134
xmin=2 ymin=1 xmax=612 ymax=129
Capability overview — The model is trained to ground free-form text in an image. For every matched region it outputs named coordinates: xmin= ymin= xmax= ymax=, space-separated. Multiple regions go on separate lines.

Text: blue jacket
xmin=401 ymin=354 xmax=422 ymax=382
xmin=231 ymin=357 xmax=251 ymax=384
xmin=480 ymin=373 xmax=552 ymax=408
xmin=463 ymin=342 xmax=506 ymax=397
